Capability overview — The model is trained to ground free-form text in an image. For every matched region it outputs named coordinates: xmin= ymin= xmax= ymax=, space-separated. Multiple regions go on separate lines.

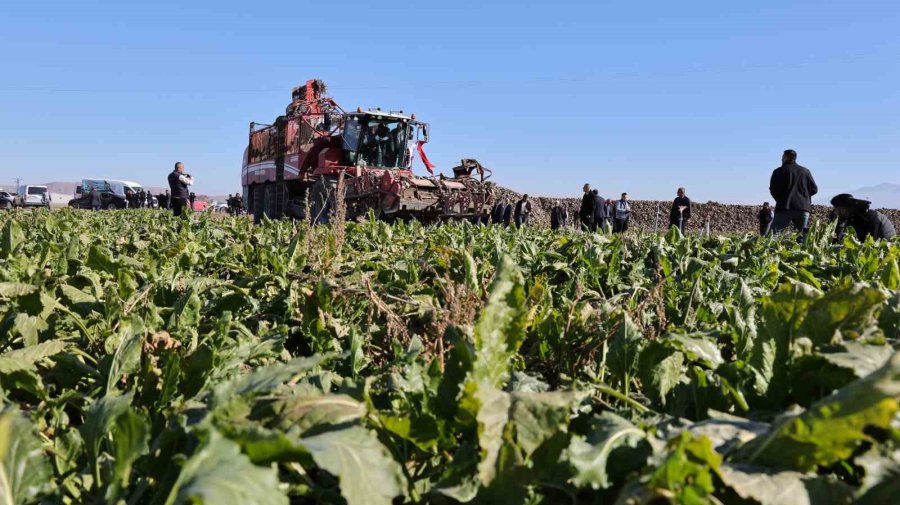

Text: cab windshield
xmin=342 ymin=115 xmax=411 ymax=169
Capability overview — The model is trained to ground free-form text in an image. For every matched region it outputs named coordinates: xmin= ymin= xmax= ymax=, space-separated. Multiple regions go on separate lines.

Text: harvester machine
xmin=241 ymin=79 xmax=495 ymax=223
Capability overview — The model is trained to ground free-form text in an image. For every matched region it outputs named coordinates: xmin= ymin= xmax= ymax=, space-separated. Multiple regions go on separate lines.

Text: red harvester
xmin=242 ymin=79 xmax=495 ymax=223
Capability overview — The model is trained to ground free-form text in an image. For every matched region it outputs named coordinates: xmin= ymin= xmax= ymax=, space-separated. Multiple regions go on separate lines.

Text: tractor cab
xmin=340 ymin=111 xmax=428 ymax=170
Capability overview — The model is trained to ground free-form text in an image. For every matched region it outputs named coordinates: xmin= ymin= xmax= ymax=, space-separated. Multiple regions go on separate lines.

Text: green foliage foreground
xmin=1 ymin=209 xmax=899 ymax=505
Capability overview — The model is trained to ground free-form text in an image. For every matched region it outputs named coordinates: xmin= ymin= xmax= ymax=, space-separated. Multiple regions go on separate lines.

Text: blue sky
xmin=1 ymin=0 xmax=897 ymax=203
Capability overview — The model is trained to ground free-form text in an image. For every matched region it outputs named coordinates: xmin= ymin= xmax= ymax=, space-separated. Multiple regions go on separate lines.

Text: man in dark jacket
xmin=769 ymin=150 xmax=818 ymax=234
xmin=502 ymin=200 xmax=513 ymax=226
xmin=579 ymin=184 xmax=595 ymax=231
xmin=591 ymin=190 xmax=607 ymax=232
xmin=491 ymin=200 xmax=505 ymax=224
xmin=831 ymin=194 xmax=896 ymax=242
xmin=758 ymin=202 xmax=774 ymax=236
xmin=514 ymin=194 xmax=532 ymax=227
xmin=550 ymin=201 xmax=568 ymax=230
xmin=669 ymin=187 xmax=691 ymax=231
xmin=168 ymin=162 xmax=193 ymax=216
xmin=90 ymin=186 xmax=102 ymax=211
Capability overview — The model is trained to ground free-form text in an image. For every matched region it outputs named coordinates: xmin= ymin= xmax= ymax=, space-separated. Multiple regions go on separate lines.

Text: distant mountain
xmin=817 ymin=182 xmax=900 ymax=210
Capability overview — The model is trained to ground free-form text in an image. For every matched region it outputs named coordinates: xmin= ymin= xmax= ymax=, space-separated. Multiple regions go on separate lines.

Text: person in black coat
xmin=669 ymin=187 xmax=691 ymax=231
xmin=591 ymin=190 xmax=607 ymax=232
xmin=491 ymin=200 xmax=505 ymax=224
xmin=758 ymin=202 xmax=774 ymax=236
xmin=579 ymin=184 xmax=595 ymax=231
xmin=90 ymin=186 xmax=102 ymax=211
xmin=550 ymin=201 xmax=568 ymax=230
xmin=167 ymin=162 xmax=194 ymax=216
xmin=502 ymin=200 xmax=513 ymax=226
xmin=769 ymin=150 xmax=818 ymax=234
xmin=831 ymin=194 xmax=896 ymax=242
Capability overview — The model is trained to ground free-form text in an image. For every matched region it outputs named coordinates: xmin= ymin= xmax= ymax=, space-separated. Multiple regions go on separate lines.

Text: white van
xmin=77 ymin=179 xmax=154 ymax=208
xmin=15 ymin=185 xmax=50 ymax=208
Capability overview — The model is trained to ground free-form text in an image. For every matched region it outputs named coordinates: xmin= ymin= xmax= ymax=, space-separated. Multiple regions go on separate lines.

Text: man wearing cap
xmin=830 ymin=194 xmax=896 ymax=242
xmin=769 ymin=149 xmax=818 ymax=234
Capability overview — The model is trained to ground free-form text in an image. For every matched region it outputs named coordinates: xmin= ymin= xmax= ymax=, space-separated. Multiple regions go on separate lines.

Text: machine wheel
xmin=285 ymin=186 xmax=310 ymax=220
xmin=309 ymin=177 xmax=337 ymax=224
xmin=105 ymin=202 xmax=118 ymax=210
xmin=3 ymin=202 xmax=11 ymax=210
xmin=263 ymin=183 xmax=277 ymax=220
xmin=252 ymin=184 xmax=264 ymax=224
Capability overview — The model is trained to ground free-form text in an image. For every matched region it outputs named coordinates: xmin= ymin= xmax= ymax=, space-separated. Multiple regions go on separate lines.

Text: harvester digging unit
xmin=241 ymin=79 xmax=495 ymax=223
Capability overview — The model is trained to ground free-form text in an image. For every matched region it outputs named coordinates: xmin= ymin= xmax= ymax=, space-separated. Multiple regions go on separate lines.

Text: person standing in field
xmin=168 ymin=162 xmax=193 ymax=217
xmin=769 ymin=149 xmax=817 ymax=234
xmin=669 ymin=187 xmax=691 ymax=231
xmin=613 ymin=193 xmax=631 ymax=233
xmin=758 ymin=202 xmax=774 ymax=236
xmin=514 ymin=194 xmax=532 ymax=227
xmin=502 ymin=199 xmax=513 ymax=226
xmin=591 ymin=190 xmax=607 ymax=232
xmin=550 ymin=200 xmax=568 ymax=229
xmin=491 ymin=199 xmax=505 ymax=224
xmin=579 ymin=184 xmax=595 ymax=231
xmin=189 ymin=192 xmax=196 ymax=212
xmin=90 ymin=186 xmax=101 ymax=211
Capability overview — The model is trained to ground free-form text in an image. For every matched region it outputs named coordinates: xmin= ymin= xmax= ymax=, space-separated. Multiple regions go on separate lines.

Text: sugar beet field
xmin=1 ymin=209 xmax=899 ymax=505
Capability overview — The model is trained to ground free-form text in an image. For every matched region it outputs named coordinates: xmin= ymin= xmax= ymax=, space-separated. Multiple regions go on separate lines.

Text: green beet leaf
xmin=300 ymin=426 xmax=406 ymax=505
xmin=0 ymin=410 xmax=54 ymax=505
xmin=163 ymin=430 xmax=287 ymax=505
xmin=734 ymin=351 xmax=900 ymax=472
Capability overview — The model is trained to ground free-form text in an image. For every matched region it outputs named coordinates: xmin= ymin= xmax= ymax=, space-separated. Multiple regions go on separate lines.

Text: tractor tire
xmin=263 ymin=183 xmax=277 ymax=220
xmin=252 ymin=184 xmax=264 ymax=224
xmin=3 ymin=202 xmax=11 ymax=210
xmin=309 ymin=177 xmax=337 ymax=224
xmin=105 ymin=202 xmax=117 ymax=210
xmin=285 ymin=186 xmax=310 ymax=220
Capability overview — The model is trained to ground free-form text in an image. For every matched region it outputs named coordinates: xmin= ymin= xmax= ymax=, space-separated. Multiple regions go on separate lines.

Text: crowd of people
xmin=226 ymin=194 xmax=244 ymax=215
xmin=125 ymin=188 xmax=155 ymax=209
xmin=152 ymin=153 xmax=895 ymax=242
xmin=575 ymin=187 xmax=639 ymax=233
xmin=473 ymin=149 xmax=895 ymax=243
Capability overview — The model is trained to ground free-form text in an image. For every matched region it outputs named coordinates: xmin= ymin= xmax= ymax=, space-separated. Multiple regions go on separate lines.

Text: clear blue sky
xmin=1 ymin=0 xmax=898 ymax=203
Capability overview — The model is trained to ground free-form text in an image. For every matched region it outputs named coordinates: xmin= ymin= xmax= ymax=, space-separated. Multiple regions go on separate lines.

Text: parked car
xmin=0 ymin=191 xmax=14 ymax=209
xmin=14 ymin=185 xmax=50 ymax=208
xmin=68 ymin=179 xmax=147 ymax=210
xmin=68 ymin=189 xmax=128 ymax=210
